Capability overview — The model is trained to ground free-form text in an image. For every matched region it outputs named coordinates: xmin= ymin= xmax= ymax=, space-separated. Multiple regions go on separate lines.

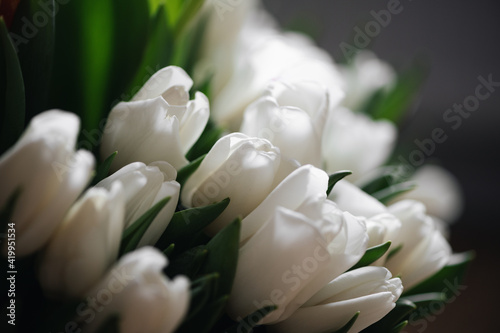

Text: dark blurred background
xmin=265 ymin=0 xmax=500 ymax=331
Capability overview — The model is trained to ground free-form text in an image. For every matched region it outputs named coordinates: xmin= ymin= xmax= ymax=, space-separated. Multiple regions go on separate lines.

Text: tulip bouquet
xmin=0 ymin=1 xmax=473 ymax=333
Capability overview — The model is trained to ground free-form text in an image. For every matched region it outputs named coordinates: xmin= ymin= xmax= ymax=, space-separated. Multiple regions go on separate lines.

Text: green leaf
xmin=49 ymin=0 xmax=114 ymax=133
xmin=173 ymin=0 xmax=205 ymax=38
xmin=372 ymin=181 xmax=417 ymax=204
xmin=49 ymin=0 xmax=151 ymax=137
xmin=360 ymin=167 xmax=403 ymax=195
xmin=327 ymin=170 xmax=352 ymax=196
xmin=186 ymin=119 xmax=223 ymax=161
xmin=106 ymin=0 xmax=151 ymax=106
xmin=10 ymin=0 xmax=55 ymax=123
xmin=330 ymin=312 xmax=360 ymax=333
xmin=185 ymin=273 xmax=219 ymax=321
xmin=398 ymin=292 xmax=448 ymax=322
xmin=176 ymin=219 xmax=241 ymax=332
xmin=391 ymin=321 xmax=408 ymax=333
xmin=90 ymin=151 xmax=117 ymax=186
xmin=199 ymin=218 xmax=240 ymax=297
xmin=403 ymin=251 xmax=474 ymax=298
xmin=171 ymin=7 xmax=209 ymax=75
xmin=401 ymin=292 xmax=447 ymax=306
xmin=362 ymin=59 xmax=429 ymax=123
xmin=163 ymin=243 xmax=175 ymax=257
xmin=0 ymin=17 xmax=25 ymax=155
xmin=125 ymin=4 xmax=172 ymax=101
xmin=362 ymin=299 xmax=416 ymax=333
xmin=178 ymin=295 xmax=229 ymax=333
xmin=165 ymin=245 xmax=208 ymax=279
xmin=120 ymin=196 xmax=170 ymax=255
xmin=224 ymin=306 xmax=278 ymax=333
xmin=164 ymin=0 xmax=184 ymax=27
xmin=155 ymin=198 xmax=230 ymax=254
xmin=349 ymin=241 xmax=392 ymax=271
xmin=148 ymin=0 xmax=166 ymax=15
xmin=176 ymin=154 xmax=205 ymax=188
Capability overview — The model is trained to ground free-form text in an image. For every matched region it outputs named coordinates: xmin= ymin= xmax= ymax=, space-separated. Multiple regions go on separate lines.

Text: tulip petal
xmin=132 ymin=66 xmax=193 ymax=102
xmin=241 ymin=165 xmax=328 ymax=242
xmin=328 ymin=180 xmax=387 ymax=218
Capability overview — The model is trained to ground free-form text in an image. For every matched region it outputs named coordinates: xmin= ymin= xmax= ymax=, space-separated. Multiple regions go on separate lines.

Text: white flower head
xmin=0 ymin=110 xmax=95 ymax=256
xmin=39 ymin=181 xmax=125 ymax=299
xmin=101 ymin=66 xmax=209 ymax=171
xmin=96 ymin=161 xmax=180 ymax=247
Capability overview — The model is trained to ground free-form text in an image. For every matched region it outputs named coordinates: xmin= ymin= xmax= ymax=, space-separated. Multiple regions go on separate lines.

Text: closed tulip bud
xmin=96 ymin=161 xmax=179 ymax=247
xmin=391 ymin=165 xmax=464 ymax=223
xmin=181 ymin=133 xmax=289 ymax=236
xmin=386 ymin=200 xmax=452 ymax=289
xmin=211 ymin=31 xmax=343 ymax=130
xmin=0 ymin=110 xmax=94 ymax=256
xmin=83 ymin=247 xmax=189 ymax=333
xmin=101 ymin=66 xmax=209 ymax=171
xmin=228 ymin=185 xmax=368 ymax=324
xmin=322 ymin=107 xmax=397 ymax=181
xmin=39 ymin=181 xmax=125 ymax=299
xmin=241 ymin=80 xmax=341 ymax=166
xmin=328 ymin=180 xmax=387 ymax=218
xmin=271 ymin=266 xmax=403 ymax=333
xmin=339 ymin=50 xmax=396 ymax=113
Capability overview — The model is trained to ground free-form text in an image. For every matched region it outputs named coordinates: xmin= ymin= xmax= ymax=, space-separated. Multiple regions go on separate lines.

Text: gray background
xmin=265 ymin=0 xmax=499 ymax=332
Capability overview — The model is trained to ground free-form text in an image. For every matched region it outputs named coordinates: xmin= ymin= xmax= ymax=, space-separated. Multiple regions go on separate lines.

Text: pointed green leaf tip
xmin=176 ymin=154 xmax=205 ymax=187
xmin=200 ymin=218 xmax=241 ymax=297
xmin=155 ymin=197 xmax=230 ymax=254
xmin=225 ymin=305 xmax=278 ymax=333
xmin=373 ymin=181 xmax=417 ymax=205
xmin=362 ymin=299 xmax=416 ymax=333
xmin=165 ymin=245 xmax=208 ymax=280
xmin=403 ymin=251 xmax=474 ymax=298
xmin=331 ymin=312 xmax=360 ymax=333
xmin=91 ymin=151 xmax=117 ymax=186
xmin=120 ymin=196 xmax=170 ymax=256
xmin=327 ymin=170 xmax=352 ymax=196
xmin=361 ymin=58 xmax=429 ymax=123
xmin=176 ymin=218 xmax=241 ymax=333
xmin=349 ymin=241 xmax=391 ymax=271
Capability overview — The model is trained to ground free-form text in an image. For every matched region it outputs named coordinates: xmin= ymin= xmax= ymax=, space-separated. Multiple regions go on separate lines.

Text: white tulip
xmin=211 ymin=30 xmax=344 ymax=130
xmin=96 ymin=161 xmax=179 ymax=247
xmin=271 ymin=267 xmax=403 ymax=333
xmin=181 ymin=133 xmax=297 ymax=236
xmin=340 ymin=50 xmax=396 ymax=112
xmin=330 ymin=180 xmax=452 ymax=288
xmin=392 ymin=165 xmax=464 ymax=223
xmin=240 ymin=164 xmax=330 ymax=242
xmin=241 ymin=80 xmax=336 ymax=166
xmin=385 ymin=200 xmax=452 ymax=289
xmin=330 ymin=181 xmax=402 ymax=265
xmin=101 ymin=66 xmax=209 ymax=171
xmin=328 ymin=180 xmax=387 ymax=218
xmin=39 ymin=181 xmax=125 ymax=299
xmin=82 ymin=247 xmax=189 ymax=333
xmin=0 ymin=110 xmax=95 ymax=256
xmin=228 ymin=193 xmax=368 ymax=324
xmin=322 ymin=107 xmax=397 ymax=181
